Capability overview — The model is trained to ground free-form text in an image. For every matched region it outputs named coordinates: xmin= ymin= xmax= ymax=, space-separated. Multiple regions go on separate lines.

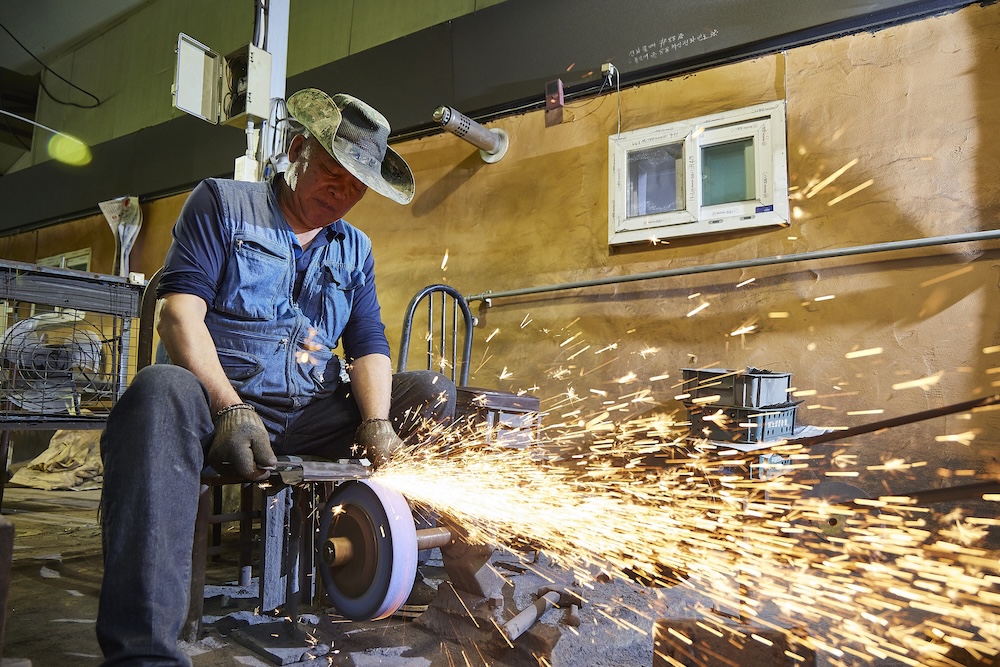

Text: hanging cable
xmin=0 ymin=91 xmax=31 ymax=150
xmin=0 ymin=108 xmax=91 ymax=166
xmin=0 ymin=21 xmax=102 ymax=108
xmin=614 ymin=65 xmax=621 ymax=137
xmin=261 ymin=97 xmax=293 ymax=180
xmin=252 ymin=0 xmax=269 ymax=49
xmin=563 ymin=64 xmax=618 ymax=122
xmin=0 ymin=115 xmax=30 ymax=150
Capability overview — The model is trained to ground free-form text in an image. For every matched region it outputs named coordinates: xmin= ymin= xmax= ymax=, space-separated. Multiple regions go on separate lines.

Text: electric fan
xmin=0 ymin=310 xmax=113 ymax=415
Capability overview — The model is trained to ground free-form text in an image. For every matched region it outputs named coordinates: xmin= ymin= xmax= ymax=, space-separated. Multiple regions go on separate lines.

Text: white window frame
xmin=37 ymin=248 xmax=92 ymax=272
xmin=609 ymin=101 xmax=789 ymax=245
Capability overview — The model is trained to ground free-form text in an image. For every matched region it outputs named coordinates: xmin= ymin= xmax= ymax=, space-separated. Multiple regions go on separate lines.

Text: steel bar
xmin=838 ymin=480 xmax=1000 ymax=509
xmin=789 ymin=394 xmax=1000 ymax=447
xmin=786 ymin=395 xmax=1000 ymax=507
xmin=904 ymin=481 xmax=1000 ymax=505
xmin=465 ymin=230 xmax=1000 ymax=304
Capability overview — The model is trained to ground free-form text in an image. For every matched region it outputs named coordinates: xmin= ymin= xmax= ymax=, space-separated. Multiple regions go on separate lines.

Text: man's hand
xmin=209 ymin=404 xmax=277 ymax=480
xmin=355 ymin=418 xmax=403 ymax=469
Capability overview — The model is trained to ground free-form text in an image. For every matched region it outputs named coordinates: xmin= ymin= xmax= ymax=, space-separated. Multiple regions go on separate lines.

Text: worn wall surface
xmin=4 ymin=5 xmax=998 ymax=499
xmin=359 ymin=3 xmax=1000 ymax=498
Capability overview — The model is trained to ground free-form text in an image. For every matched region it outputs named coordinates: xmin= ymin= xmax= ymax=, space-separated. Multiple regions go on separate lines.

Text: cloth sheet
xmin=9 ymin=429 xmax=103 ymax=491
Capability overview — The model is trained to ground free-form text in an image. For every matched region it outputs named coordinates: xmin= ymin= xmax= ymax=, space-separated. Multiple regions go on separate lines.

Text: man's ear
xmin=287 ymin=134 xmax=306 ymax=163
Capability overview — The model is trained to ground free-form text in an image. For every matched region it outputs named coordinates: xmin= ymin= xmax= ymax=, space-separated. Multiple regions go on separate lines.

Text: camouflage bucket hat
xmin=286 ymin=89 xmax=414 ymax=205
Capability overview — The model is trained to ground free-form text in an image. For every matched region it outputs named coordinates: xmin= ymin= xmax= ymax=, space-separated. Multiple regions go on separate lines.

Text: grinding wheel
xmin=318 ymin=479 xmax=417 ymax=620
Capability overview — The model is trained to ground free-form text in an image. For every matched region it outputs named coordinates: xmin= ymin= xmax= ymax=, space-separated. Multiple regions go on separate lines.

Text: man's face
xmin=284 ymin=135 xmax=368 ymax=230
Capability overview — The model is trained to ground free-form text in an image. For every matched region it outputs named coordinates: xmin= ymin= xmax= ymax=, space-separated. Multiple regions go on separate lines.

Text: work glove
xmin=209 ymin=404 xmax=277 ymax=481
xmin=355 ymin=418 xmax=404 ymax=469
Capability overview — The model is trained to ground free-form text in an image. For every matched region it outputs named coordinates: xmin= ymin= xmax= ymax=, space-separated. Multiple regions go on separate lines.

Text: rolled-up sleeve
xmin=340 ymin=251 xmax=391 ymax=361
xmin=156 ymin=181 xmax=227 ymax=308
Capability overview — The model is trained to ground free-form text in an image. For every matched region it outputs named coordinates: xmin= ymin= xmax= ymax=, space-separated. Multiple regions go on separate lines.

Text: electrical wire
xmin=0 ymin=21 xmax=102 ymax=108
xmin=0 ymin=91 xmax=31 ymax=150
xmin=564 ymin=64 xmax=618 ymax=122
xmin=0 ymin=114 xmax=30 ymax=150
xmin=567 ymin=93 xmax=608 ymax=123
xmin=261 ymin=97 xmax=293 ymax=180
xmin=0 ymin=107 xmax=77 ymax=140
xmin=392 ymin=63 xmax=624 ymax=144
xmin=615 ymin=65 xmax=621 ymax=137
xmin=253 ymin=0 xmax=269 ymax=49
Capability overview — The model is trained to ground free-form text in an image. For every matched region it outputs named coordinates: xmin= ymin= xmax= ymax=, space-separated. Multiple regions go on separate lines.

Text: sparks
xmin=827 ymin=179 xmax=873 ymax=206
xmin=805 ymin=158 xmax=858 ymax=199
xmin=892 ymin=372 xmax=943 ymax=391
xmin=687 ymin=303 xmax=710 ymax=317
xmin=845 ymin=348 xmax=883 ymax=359
xmin=934 ymin=431 xmax=978 ymax=446
xmin=368 ymin=389 xmax=1000 ymax=665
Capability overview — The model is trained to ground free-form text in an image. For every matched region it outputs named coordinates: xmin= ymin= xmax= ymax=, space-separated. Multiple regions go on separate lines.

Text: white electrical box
xmin=172 ymin=33 xmax=272 ymax=127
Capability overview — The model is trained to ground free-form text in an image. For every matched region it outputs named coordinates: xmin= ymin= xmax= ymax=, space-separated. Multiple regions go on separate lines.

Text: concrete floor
xmin=6 ymin=485 xmax=980 ymax=667
xmin=0 ymin=485 xmax=655 ymax=667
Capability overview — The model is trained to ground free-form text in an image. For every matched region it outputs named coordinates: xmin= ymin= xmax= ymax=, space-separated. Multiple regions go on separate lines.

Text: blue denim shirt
xmin=159 ymin=178 xmax=390 ymax=412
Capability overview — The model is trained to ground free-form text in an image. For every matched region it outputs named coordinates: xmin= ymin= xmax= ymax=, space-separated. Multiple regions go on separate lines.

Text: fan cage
xmin=0 ymin=261 xmax=142 ymax=428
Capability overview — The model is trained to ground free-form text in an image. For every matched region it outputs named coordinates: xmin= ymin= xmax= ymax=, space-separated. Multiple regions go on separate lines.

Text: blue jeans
xmin=97 ymin=364 xmax=454 ymax=666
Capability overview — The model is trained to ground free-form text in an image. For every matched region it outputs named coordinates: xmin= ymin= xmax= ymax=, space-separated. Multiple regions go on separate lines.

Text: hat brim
xmin=331 ymin=138 xmax=414 ymax=205
xmin=287 ymin=89 xmax=414 ymax=205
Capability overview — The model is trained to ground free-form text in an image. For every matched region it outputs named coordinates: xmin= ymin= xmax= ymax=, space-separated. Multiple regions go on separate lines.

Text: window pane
xmin=627 ymin=143 xmax=684 ymax=218
xmin=701 ymin=138 xmax=755 ymax=206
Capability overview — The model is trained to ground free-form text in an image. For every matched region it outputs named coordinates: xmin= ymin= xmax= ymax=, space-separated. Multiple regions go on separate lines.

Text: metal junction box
xmin=172 ymin=33 xmax=272 ymax=127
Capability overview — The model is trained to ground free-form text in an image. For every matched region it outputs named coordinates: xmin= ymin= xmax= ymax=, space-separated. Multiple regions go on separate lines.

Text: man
xmin=97 ymin=89 xmax=455 ymax=666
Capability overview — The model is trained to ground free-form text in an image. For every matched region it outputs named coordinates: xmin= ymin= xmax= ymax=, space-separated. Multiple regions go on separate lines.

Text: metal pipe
xmin=323 ymin=528 xmax=453 ymax=568
xmin=502 ymin=590 xmax=561 ymax=642
xmin=433 ymin=105 xmax=509 ymax=163
xmin=416 ymin=527 xmax=453 ymax=550
xmin=465 ymin=229 xmax=1000 ymax=304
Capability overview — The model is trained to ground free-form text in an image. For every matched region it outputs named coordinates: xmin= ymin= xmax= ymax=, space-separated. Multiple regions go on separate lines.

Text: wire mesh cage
xmin=0 ymin=260 xmax=142 ymax=429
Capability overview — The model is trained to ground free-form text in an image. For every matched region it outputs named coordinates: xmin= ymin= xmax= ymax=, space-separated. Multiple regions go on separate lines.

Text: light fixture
xmin=0 ymin=109 xmax=92 ymax=167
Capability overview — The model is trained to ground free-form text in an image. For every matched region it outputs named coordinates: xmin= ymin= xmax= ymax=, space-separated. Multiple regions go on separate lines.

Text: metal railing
xmin=466 ymin=230 xmax=1000 ymax=305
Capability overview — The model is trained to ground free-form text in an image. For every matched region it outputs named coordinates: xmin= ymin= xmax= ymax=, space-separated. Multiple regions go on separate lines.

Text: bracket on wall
xmin=544 ymin=79 xmax=564 ymax=127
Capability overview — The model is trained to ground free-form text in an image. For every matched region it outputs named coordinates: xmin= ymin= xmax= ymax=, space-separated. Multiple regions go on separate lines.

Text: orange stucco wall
xmin=4 ymin=4 xmax=998 ymax=498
